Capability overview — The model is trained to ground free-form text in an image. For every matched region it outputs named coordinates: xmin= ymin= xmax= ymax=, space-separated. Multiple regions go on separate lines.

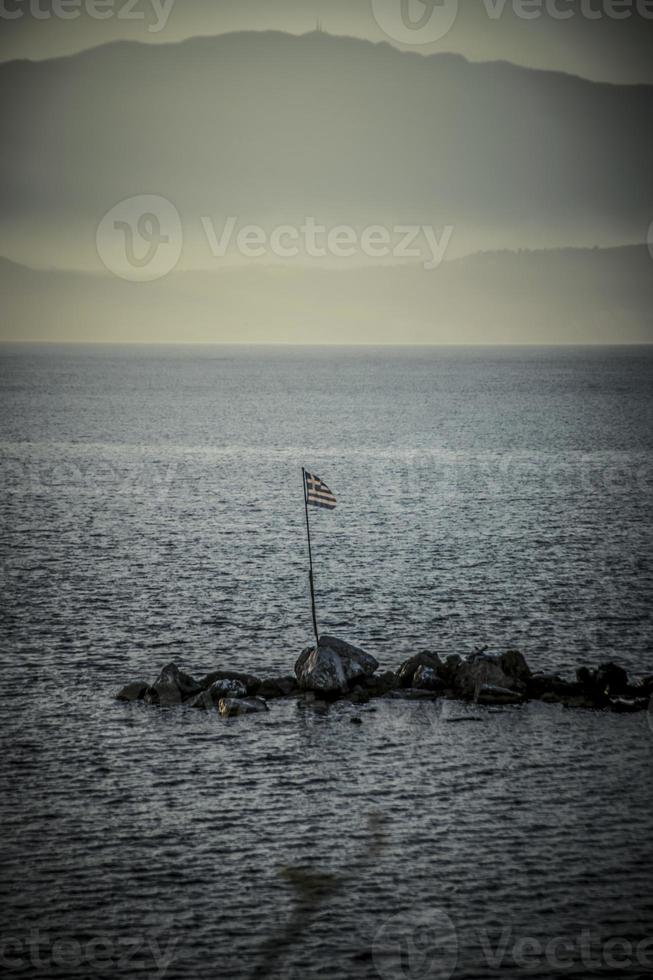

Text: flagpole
xmin=302 ymin=467 xmax=320 ymax=648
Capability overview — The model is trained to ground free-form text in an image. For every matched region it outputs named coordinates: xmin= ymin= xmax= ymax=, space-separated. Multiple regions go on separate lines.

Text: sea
xmin=1 ymin=344 xmax=652 ymax=979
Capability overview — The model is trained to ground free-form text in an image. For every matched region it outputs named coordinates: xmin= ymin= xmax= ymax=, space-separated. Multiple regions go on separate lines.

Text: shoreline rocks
xmin=115 ymin=641 xmax=651 ymax=718
xmin=295 ymin=635 xmax=379 ymax=696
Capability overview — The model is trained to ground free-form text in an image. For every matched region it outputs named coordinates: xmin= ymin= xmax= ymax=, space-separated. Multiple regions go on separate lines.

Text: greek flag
xmin=304 ymin=471 xmax=336 ymax=510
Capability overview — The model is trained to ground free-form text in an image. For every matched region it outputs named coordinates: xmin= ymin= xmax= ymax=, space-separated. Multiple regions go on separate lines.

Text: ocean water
xmin=1 ymin=345 xmax=652 ymax=979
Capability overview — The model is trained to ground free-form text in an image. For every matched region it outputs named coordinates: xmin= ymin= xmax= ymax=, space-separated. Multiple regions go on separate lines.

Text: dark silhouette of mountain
xmin=1 ymin=246 xmax=651 ymax=344
xmin=1 ymin=31 xmax=652 ymax=261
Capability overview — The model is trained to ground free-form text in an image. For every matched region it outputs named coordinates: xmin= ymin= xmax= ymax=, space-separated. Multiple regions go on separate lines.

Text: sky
xmin=0 ymin=0 xmax=652 ymax=342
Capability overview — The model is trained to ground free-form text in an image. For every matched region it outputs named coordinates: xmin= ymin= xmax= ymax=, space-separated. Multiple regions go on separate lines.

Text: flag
xmin=304 ymin=471 xmax=336 ymax=510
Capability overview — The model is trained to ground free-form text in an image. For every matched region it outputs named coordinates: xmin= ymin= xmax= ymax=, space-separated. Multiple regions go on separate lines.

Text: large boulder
xmin=199 ymin=670 xmax=261 ymax=695
xmin=218 ymin=697 xmax=269 ymax=718
xmin=189 ymin=678 xmax=248 ymax=709
xmin=144 ymin=663 xmax=202 ymax=706
xmin=396 ymin=652 xmax=442 ymax=688
xmin=295 ymin=636 xmax=378 ymax=696
xmin=295 ymin=645 xmax=349 ymax=695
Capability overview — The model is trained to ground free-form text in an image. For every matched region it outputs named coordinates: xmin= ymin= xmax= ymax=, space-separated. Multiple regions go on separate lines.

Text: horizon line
xmin=2 ymin=342 xmax=652 ymax=349
xmin=1 ymin=28 xmax=651 ymax=90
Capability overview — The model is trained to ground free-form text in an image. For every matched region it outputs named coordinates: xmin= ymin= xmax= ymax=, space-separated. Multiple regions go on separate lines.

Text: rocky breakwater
xmin=115 ymin=638 xmax=652 ymax=718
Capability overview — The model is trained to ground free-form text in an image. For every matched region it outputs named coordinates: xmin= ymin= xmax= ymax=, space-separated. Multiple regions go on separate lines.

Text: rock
xmin=256 ymin=675 xmax=299 ymax=699
xmin=527 ymin=672 xmax=563 ymax=699
xmin=636 ymin=676 xmax=653 ymax=696
xmin=218 ymin=697 xmax=269 ymax=718
xmin=199 ymin=670 xmax=261 ymax=695
xmin=296 ymin=645 xmax=348 ymax=695
xmin=344 ymin=686 xmax=370 ymax=705
xmin=541 ymin=691 xmax=601 ymax=710
xmin=452 ymin=652 xmax=530 ymax=700
xmin=475 ymin=684 xmax=525 ymax=706
xmin=576 ymin=662 xmax=631 ymax=705
xmin=396 ymin=652 xmax=442 ymax=688
xmin=500 ymin=650 xmax=532 ymax=685
xmin=596 ymin=662 xmax=630 ymax=696
xmin=144 ymin=663 xmax=202 ymax=706
xmin=350 ymin=716 xmax=363 ymax=725
xmin=295 ymin=636 xmax=378 ymax=695
xmin=412 ymin=665 xmax=446 ymax=693
xmin=438 ymin=654 xmax=464 ymax=686
xmin=387 ymin=688 xmax=436 ymax=701
xmin=362 ymin=671 xmax=398 ymax=697
xmin=540 ymin=692 xmax=562 ymax=704
xmin=609 ymin=697 xmax=649 ymax=714
xmin=115 ymin=682 xmax=149 ymax=702
xmin=319 ymin=635 xmax=379 ymax=677
xmin=189 ymin=678 xmax=248 ymax=708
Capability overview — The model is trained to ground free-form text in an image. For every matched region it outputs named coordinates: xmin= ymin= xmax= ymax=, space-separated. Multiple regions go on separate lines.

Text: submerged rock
xmin=144 ymin=663 xmax=202 ymax=706
xmin=295 ymin=636 xmax=378 ymax=695
xmin=218 ymin=697 xmax=268 ymax=718
xmin=115 ymin=682 xmax=149 ymax=703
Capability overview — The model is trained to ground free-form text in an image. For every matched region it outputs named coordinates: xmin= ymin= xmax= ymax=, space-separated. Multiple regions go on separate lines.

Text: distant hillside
xmin=1 ymin=32 xmax=652 ymax=268
xmin=1 ymin=246 xmax=651 ymax=344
